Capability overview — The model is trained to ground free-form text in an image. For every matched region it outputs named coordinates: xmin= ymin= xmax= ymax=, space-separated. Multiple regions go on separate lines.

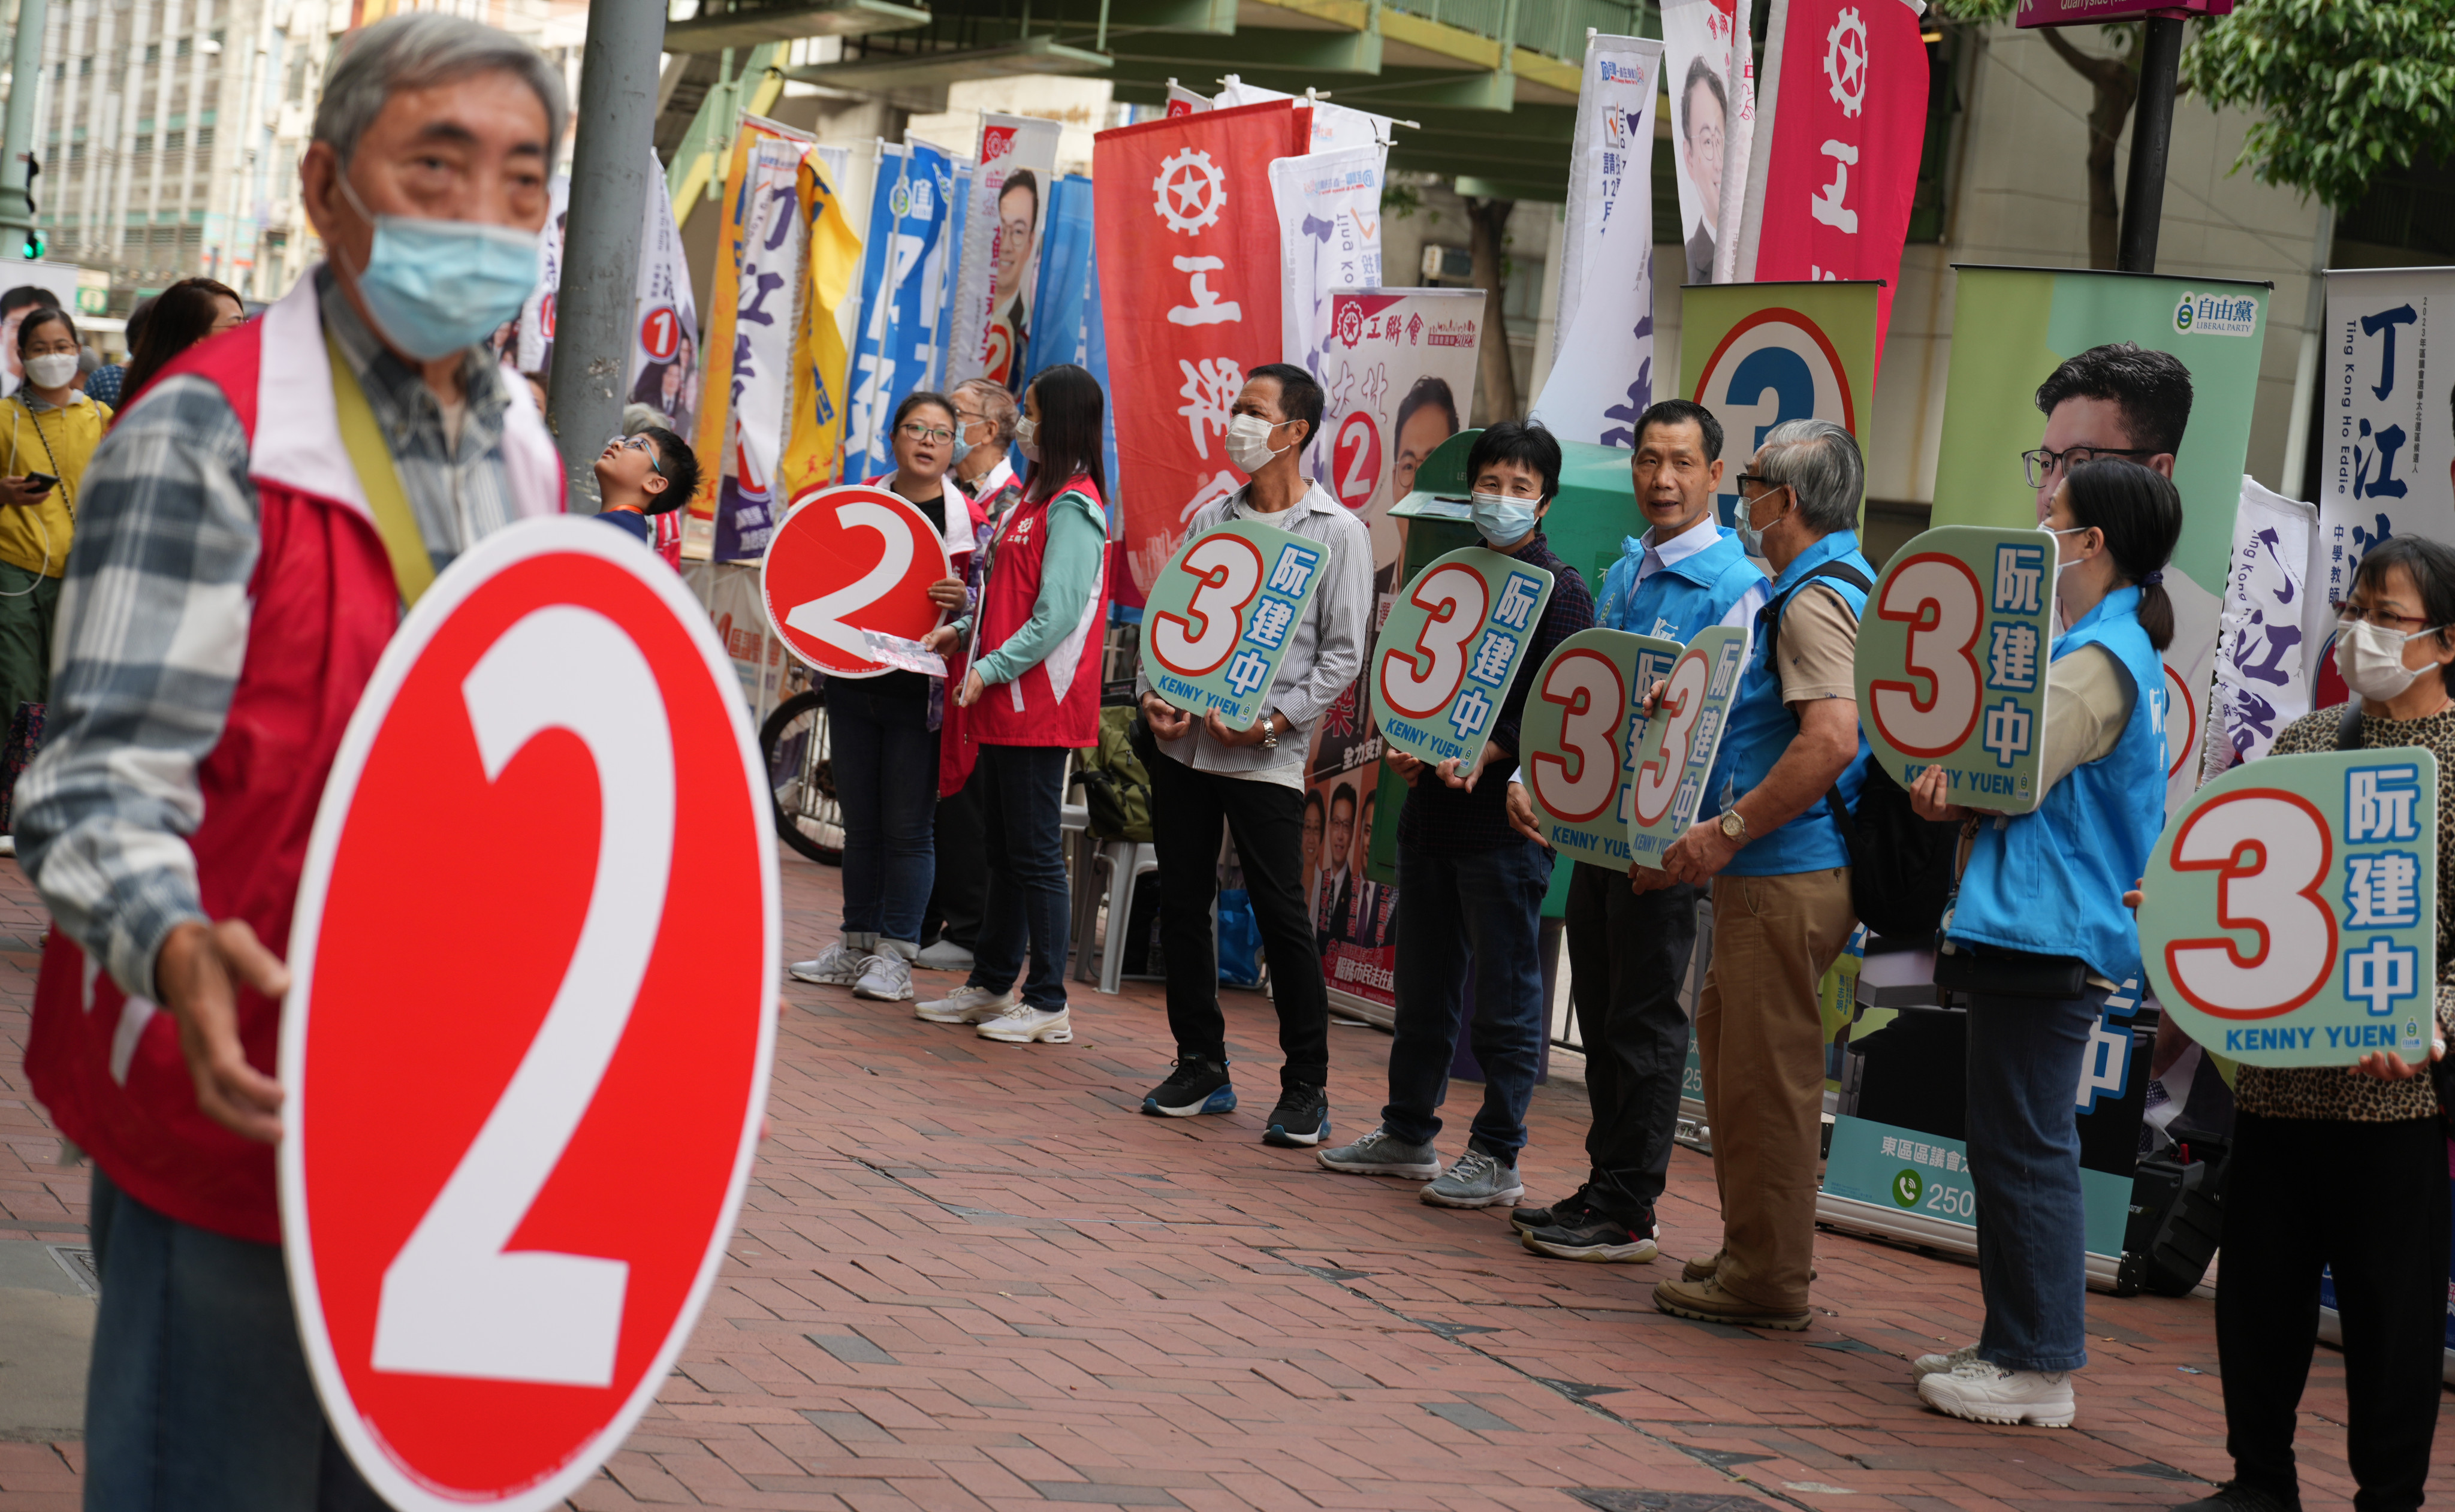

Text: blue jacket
xmin=1594 ymin=526 xmax=1767 ymax=645
xmin=1947 ymin=587 xmax=2167 ymax=984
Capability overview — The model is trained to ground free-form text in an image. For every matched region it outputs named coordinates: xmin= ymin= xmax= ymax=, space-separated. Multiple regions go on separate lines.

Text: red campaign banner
xmin=1094 ymin=99 xmax=1308 ymax=609
xmin=1747 ymin=0 xmax=1928 ymax=368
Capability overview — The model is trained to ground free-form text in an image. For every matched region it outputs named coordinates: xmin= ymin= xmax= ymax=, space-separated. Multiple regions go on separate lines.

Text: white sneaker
xmin=878 ymin=937 xmax=921 ymax=962
xmin=1912 ymin=1342 xmax=1980 ymax=1379
xmin=1916 ymin=1359 xmax=2074 ymax=1428
xmin=913 ymin=940 xmax=975 ymax=972
xmin=915 ymin=984 xmax=1018 ymax=1024
xmin=852 ymin=952 xmax=913 ymax=1001
xmin=976 ymin=1001 xmax=1072 ymax=1044
xmin=788 ymin=941 xmax=867 ymax=986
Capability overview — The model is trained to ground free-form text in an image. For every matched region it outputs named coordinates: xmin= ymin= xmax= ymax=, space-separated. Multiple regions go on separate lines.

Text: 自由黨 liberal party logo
xmin=2173 ymin=291 xmax=2258 ymax=339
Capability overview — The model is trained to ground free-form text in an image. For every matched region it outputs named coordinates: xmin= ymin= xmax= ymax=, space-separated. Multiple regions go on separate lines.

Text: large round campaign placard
xmin=759 ymin=483 xmax=954 ymax=677
xmin=1691 ymin=306 xmax=1857 ymax=527
xmin=1140 ymin=516 xmax=1330 ymax=731
xmin=1519 ymin=628 xmax=1678 ymax=867
xmin=1370 ymin=546 xmax=1555 ymax=768
xmin=280 ymin=518 xmax=779 ymax=1511
xmin=2141 ymin=748 xmax=2439 ymax=1067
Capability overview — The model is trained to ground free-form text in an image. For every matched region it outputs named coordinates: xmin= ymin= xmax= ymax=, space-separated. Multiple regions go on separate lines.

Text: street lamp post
xmin=0 ymin=0 xmax=51 ymax=257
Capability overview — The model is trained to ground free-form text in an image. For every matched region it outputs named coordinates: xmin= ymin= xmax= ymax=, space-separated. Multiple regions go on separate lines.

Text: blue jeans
xmin=1964 ymin=984 xmax=2107 ymax=1374
xmin=969 ymin=743 xmax=1072 ymax=1009
xmin=827 ymin=680 xmax=938 ymax=943
xmin=85 ymin=1167 xmax=385 ymax=1511
xmin=1381 ymin=836 xmax=1551 ymax=1161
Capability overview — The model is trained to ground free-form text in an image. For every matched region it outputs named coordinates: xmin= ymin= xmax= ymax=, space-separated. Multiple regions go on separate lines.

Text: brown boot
xmin=1651 ymin=1275 xmax=1811 ymax=1332
xmin=1681 ymin=1250 xmax=1721 ymax=1283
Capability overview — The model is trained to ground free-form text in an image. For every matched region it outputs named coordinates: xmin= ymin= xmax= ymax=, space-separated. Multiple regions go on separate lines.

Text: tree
xmin=1461 ymin=193 xmax=1519 ymax=422
xmin=2178 ymin=0 xmax=2455 ymax=213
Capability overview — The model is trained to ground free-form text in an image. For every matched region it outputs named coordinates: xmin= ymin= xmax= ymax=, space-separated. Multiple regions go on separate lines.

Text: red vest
xmin=964 ymin=477 xmax=1108 ymax=750
xmin=23 ymin=276 xmax=564 ymax=1244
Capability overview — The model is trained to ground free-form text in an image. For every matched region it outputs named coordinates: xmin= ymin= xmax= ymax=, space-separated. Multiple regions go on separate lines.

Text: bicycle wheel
xmin=759 ymin=689 xmax=845 ymax=865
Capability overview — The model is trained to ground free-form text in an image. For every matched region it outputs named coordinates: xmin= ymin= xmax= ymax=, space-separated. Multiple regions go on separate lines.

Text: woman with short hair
xmin=0 ymin=306 xmax=111 ymax=721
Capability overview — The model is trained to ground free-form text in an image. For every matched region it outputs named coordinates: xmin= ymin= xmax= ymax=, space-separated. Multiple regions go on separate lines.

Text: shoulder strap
xmin=324 ymin=331 xmax=435 ymax=608
xmin=1760 ymin=559 xmax=1873 ymax=668
xmin=2336 ymin=700 xmax=2365 ymax=752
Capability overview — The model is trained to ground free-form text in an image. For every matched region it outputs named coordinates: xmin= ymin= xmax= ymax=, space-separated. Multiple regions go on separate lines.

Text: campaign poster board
xmin=2142 ymin=749 xmax=2440 ymax=1067
xmin=1140 ymin=517 xmax=1331 ymax=731
xmin=1369 ymin=547 xmax=1555 ymax=768
xmin=1520 ymin=628 xmax=1676 ymax=866
xmin=759 ymin=484 xmax=954 ymax=677
xmin=1315 ymin=287 xmax=1486 ymax=572
xmin=1627 ymin=626 xmax=1749 ymax=869
xmin=1680 ymin=280 xmax=1881 ymax=530
xmin=1930 ymin=267 xmax=2271 ymax=813
xmin=1854 ymin=525 xmax=2058 ymax=813
xmin=1271 ymin=146 xmax=1386 ymax=487
xmin=948 ymin=114 xmax=1061 ymax=392
xmin=1659 ymin=0 xmax=1750 ymax=289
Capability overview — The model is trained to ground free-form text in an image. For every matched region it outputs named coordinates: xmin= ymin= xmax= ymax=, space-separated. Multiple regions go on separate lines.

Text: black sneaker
xmin=1262 ymin=1084 xmax=1330 ymax=1146
xmin=1511 ymin=1187 xmax=1596 ymax=1233
xmin=1519 ymin=1209 xmax=1660 ymax=1263
xmin=1142 ymin=1057 xmax=1235 ymax=1117
xmin=2171 ymin=1483 xmax=2302 ymax=1512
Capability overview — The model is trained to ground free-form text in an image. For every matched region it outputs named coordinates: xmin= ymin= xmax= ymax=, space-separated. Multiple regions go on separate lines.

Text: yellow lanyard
xmin=324 ymin=331 xmax=436 ymax=608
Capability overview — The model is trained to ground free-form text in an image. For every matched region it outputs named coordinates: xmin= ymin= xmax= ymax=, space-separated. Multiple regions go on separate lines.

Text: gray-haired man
xmin=1637 ymin=418 xmax=1872 ymax=1332
xmin=14 ymin=14 xmax=565 ymax=1503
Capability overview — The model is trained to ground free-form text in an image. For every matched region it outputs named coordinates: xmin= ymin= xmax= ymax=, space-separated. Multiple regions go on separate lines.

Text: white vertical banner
xmin=1270 ymin=145 xmax=1386 ymax=477
xmin=1712 ymin=0 xmax=1756 ymax=284
xmin=2306 ymin=267 xmax=2455 ymax=702
xmin=1660 ymin=0 xmax=1741 ymax=288
xmin=947 ymin=113 xmax=1062 ymax=391
xmin=1527 ymin=34 xmax=1664 ymax=449
xmin=628 ymin=149 xmax=702 ymax=442
xmin=2216 ymin=476 xmax=2319 ymax=769
xmin=515 ymin=174 xmax=571 ymax=374
xmin=1218 ymin=76 xmax=1394 ymax=167
xmin=726 ymin=133 xmax=811 ymax=556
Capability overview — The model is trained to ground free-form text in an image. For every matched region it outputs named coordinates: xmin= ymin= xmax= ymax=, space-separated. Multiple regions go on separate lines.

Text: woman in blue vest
xmin=1906 ymin=457 xmax=2180 ymax=1429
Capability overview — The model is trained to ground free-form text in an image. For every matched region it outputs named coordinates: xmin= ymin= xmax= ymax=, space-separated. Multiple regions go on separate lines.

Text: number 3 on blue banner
xmin=1141 ymin=518 xmax=1329 ymax=731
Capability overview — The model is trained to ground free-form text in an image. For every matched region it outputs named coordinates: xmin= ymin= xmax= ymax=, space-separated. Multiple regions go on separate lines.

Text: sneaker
xmin=852 ymin=952 xmax=913 ymax=1001
xmin=877 ymin=937 xmax=921 ymax=962
xmin=1916 ymin=1359 xmax=2076 ymax=1428
xmin=1681 ymin=1250 xmax=1721 ymax=1284
xmin=1512 ymin=1188 xmax=1596 ymax=1234
xmin=788 ymin=941 xmax=868 ymax=986
xmin=976 ymin=1001 xmax=1073 ymax=1044
xmin=1420 ymin=1143 xmax=1524 ymax=1209
xmin=1262 ymin=1084 xmax=1330 ymax=1146
xmin=1317 ymin=1126 xmax=1442 ymax=1179
xmin=1912 ymin=1342 xmax=1981 ymax=1379
xmin=1144 ymin=1058 xmax=1235 ymax=1117
xmin=913 ymin=939 xmax=975 ymax=972
xmin=915 ymin=983 xmax=1018 ymax=1024
xmin=2169 ymin=1482 xmax=2302 ymax=1512
xmin=1520 ymin=1211 xmax=1658 ymax=1263
xmin=1651 ymin=1276 xmax=1811 ymax=1332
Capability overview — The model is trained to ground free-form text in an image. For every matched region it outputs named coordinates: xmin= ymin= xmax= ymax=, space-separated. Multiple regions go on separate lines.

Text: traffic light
xmin=20 ymin=229 xmax=41 ymax=260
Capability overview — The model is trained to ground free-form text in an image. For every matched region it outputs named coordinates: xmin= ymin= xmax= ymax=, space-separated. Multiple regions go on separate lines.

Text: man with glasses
xmin=592 ymin=425 xmax=700 ymax=545
xmin=2022 ymin=342 xmax=2192 ymax=524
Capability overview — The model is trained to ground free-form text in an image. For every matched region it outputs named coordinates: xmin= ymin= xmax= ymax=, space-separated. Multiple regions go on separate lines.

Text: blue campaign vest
xmin=1595 ymin=527 xmax=1768 ymax=644
xmin=1947 ymin=587 xmax=2168 ymax=984
xmin=1712 ymin=530 xmax=1875 ymax=877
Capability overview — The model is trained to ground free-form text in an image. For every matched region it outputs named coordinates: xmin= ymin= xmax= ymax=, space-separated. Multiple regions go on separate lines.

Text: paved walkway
xmin=0 ymin=847 xmax=2443 ymax=1510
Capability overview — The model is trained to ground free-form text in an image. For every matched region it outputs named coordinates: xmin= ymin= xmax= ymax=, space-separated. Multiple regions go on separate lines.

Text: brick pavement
xmin=0 ymin=846 xmax=2443 ymax=1510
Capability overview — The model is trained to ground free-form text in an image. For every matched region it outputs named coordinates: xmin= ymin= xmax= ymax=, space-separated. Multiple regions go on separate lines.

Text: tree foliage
xmin=2179 ymin=0 xmax=2455 ymax=213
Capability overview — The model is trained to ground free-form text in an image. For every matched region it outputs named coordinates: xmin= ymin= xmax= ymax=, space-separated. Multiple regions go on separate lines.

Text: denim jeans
xmin=84 ymin=1167 xmax=386 ymax=1512
xmin=827 ymin=680 xmax=939 ymax=943
xmin=1964 ymin=984 xmax=2107 ymax=1374
xmin=969 ymin=743 xmax=1072 ymax=1009
xmin=1381 ymin=835 xmax=1550 ymax=1161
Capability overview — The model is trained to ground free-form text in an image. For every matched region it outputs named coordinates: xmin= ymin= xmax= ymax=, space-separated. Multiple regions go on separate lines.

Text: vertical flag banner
xmin=949 ymin=114 xmax=1063 ymax=392
xmin=780 ymin=149 xmax=864 ymax=506
xmin=1735 ymin=0 xmax=1928 ymax=363
xmin=1661 ymin=0 xmax=1744 ymax=288
xmin=1270 ymin=145 xmax=1386 ymax=478
xmin=1680 ymin=280 xmax=1880 ymax=529
xmin=515 ymin=174 xmax=570 ymax=375
xmin=1094 ymin=98 xmax=1308 ymax=606
xmin=845 ymin=140 xmax=956 ymax=482
xmin=1217 ymin=77 xmax=1394 ymax=168
xmin=1166 ymin=83 xmax=1213 ymax=116
xmin=1930 ymin=266 xmax=2270 ymax=813
xmin=2307 ymin=267 xmax=2455 ymax=705
xmin=1527 ymin=35 xmax=1664 ymax=449
xmin=695 ymin=121 xmax=815 ymax=563
xmin=630 ymin=148 xmax=702 ymax=444
xmin=1023 ymin=174 xmax=1122 ymax=525
xmin=2217 ymin=477 xmax=2318 ymax=769
xmin=1713 ymin=0 xmax=1757 ymax=283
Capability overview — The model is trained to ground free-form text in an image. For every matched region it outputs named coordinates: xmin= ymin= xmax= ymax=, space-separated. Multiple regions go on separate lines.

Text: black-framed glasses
xmin=900 ymin=421 xmax=957 ymax=444
xmin=2021 ymin=445 xmax=2155 ymax=488
xmin=1734 ymin=472 xmax=1789 ymax=494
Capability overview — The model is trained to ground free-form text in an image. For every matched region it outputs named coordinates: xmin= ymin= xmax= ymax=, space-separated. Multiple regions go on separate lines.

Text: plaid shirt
xmin=16 ymin=268 xmax=525 ymax=1003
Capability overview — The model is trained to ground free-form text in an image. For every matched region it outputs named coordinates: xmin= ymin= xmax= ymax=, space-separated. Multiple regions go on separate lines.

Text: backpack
xmin=1070 ymin=704 xmax=1155 ymax=844
xmin=1759 ymin=560 xmax=1961 ymax=943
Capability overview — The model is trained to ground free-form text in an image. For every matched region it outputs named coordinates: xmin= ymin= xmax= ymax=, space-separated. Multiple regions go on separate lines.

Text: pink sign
xmin=2017 ymin=0 xmax=2232 ymax=25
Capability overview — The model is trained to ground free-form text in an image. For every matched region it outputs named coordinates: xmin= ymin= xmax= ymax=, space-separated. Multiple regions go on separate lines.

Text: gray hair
xmin=315 ymin=14 xmax=568 ymax=168
xmin=952 ymin=378 xmax=1020 ymax=447
xmin=1754 ymin=418 xmax=1863 ymax=535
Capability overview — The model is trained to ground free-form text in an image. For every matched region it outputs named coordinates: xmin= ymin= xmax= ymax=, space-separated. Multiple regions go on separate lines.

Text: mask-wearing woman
xmin=0 ymin=307 xmax=111 ymax=722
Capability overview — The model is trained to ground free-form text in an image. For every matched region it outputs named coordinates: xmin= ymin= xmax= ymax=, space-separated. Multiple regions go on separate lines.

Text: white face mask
xmin=2336 ymin=617 xmax=2444 ymax=702
xmin=1225 ymin=413 xmax=1288 ymax=475
xmin=23 ymin=352 xmax=79 ymax=390
xmin=1013 ymin=414 xmax=1039 ymax=462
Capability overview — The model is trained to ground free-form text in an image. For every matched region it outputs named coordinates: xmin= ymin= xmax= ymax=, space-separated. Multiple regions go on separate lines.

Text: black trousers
xmin=1148 ymin=750 xmax=1331 ymax=1090
xmin=922 ymin=766 xmax=988 ymax=950
xmin=1563 ymin=861 xmax=1699 ymax=1230
xmin=2218 ymin=1111 xmax=2450 ymax=1512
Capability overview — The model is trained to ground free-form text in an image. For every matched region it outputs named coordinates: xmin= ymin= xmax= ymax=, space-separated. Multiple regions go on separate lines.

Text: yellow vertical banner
xmin=689 ymin=128 xmax=762 ymax=531
xmin=780 ymin=152 xmax=861 ymax=499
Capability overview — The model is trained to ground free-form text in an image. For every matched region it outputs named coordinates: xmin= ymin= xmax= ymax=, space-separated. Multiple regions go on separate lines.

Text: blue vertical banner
xmin=931 ymin=156 xmax=974 ymax=400
xmin=843 ymin=140 xmax=955 ymax=483
xmin=1018 ymin=175 xmax=1118 ymax=527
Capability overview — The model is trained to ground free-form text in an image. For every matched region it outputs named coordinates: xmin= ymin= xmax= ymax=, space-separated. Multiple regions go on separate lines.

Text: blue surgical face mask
xmin=1471 ymin=490 xmax=1540 ymax=548
xmin=337 ymin=174 xmax=542 ymax=362
xmin=1735 ymin=484 xmax=1790 ymax=557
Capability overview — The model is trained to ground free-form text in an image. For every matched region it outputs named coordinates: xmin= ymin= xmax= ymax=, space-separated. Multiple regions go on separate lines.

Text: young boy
xmin=592 ymin=425 xmax=699 ymax=540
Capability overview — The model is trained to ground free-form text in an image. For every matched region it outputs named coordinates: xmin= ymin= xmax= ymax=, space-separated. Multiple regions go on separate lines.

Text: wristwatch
xmin=1259 ymin=713 xmax=1280 ymax=749
xmin=1717 ymin=807 xmax=1748 ymax=843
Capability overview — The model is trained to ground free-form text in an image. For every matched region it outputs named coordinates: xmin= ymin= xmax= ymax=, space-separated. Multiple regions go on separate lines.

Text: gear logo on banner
xmin=1826 ymin=7 xmax=1868 ymax=117
xmin=1336 ymin=300 xmax=1365 ymax=346
xmin=1154 ymin=148 xmax=1226 ymax=234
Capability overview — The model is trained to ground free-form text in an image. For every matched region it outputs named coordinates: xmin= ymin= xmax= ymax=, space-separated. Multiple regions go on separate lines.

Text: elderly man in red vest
xmin=13 ymin=14 xmax=565 ymax=1506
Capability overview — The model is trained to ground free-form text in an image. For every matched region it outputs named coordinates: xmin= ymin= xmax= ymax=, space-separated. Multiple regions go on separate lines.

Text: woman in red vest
xmin=918 ymin=364 xmax=1109 ymax=1045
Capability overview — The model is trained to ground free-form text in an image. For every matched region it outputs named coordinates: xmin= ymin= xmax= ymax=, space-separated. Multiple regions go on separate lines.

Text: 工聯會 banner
xmin=948 ymin=114 xmax=1061 ymax=393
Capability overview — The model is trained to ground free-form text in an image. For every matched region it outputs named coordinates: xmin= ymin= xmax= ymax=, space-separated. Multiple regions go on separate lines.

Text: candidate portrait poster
xmin=1660 ymin=0 xmax=1751 ymax=289
xmin=948 ymin=114 xmax=1061 ymax=394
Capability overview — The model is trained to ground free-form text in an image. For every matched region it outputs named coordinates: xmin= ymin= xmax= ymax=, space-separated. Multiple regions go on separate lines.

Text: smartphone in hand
xmin=22 ymin=473 xmax=56 ymax=494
